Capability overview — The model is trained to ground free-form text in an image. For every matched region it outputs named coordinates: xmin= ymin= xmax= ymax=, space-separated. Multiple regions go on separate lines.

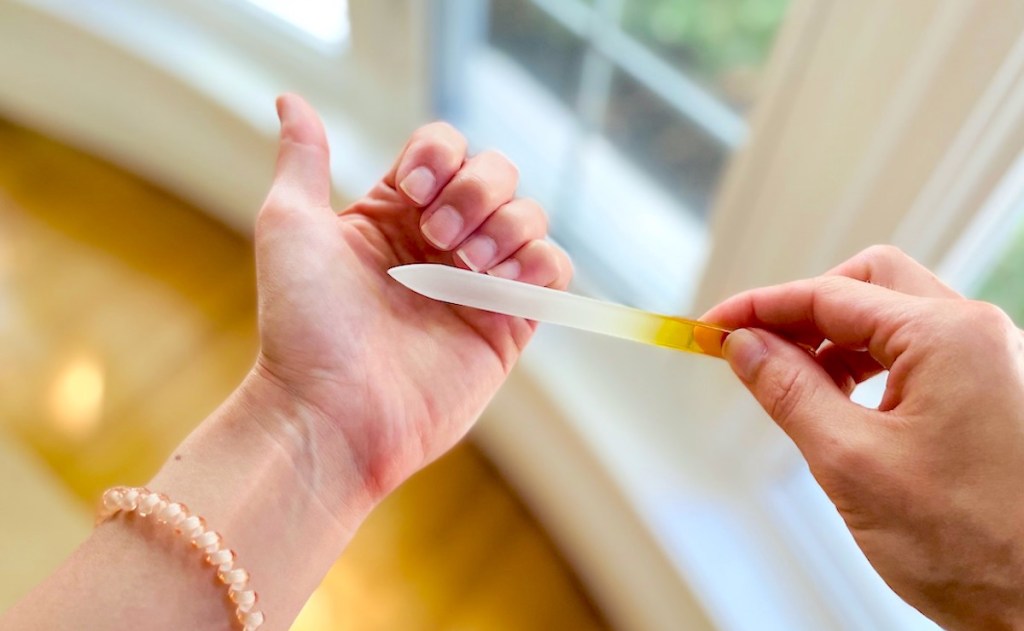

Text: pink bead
xmin=193 ymin=530 xmax=221 ymax=552
xmin=232 ymin=589 xmax=256 ymax=611
xmin=98 ymin=487 xmax=261 ymax=630
xmin=122 ymin=489 xmax=140 ymax=510
xmin=220 ymin=568 xmax=248 ymax=588
xmin=178 ymin=515 xmax=204 ymax=539
xmin=102 ymin=490 xmax=123 ymax=513
xmin=137 ymin=493 xmax=161 ymax=516
xmin=239 ymin=609 xmax=264 ymax=629
xmin=157 ymin=502 xmax=184 ymax=525
xmin=207 ymin=549 xmax=234 ymax=572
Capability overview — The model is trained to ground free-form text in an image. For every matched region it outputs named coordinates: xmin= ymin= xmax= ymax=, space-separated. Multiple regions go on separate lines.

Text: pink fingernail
xmin=487 ymin=259 xmax=521 ymax=280
xmin=400 ymin=166 xmax=436 ymax=205
xmin=421 ymin=205 xmax=462 ymax=250
xmin=455 ymin=236 xmax=498 ymax=272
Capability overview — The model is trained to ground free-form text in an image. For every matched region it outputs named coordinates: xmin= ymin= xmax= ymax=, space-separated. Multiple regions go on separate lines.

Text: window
xmin=240 ymin=0 xmax=350 ymax=49
xmin=437 ymin=0 xmax=789 ymax=312
xmin=970 ymin=211 xmax=1024 ymax=319
xmin=937 ymin=146 xmax=1024 ymax=309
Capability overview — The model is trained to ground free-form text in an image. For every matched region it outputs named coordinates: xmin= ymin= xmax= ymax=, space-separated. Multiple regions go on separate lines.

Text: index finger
xmin=703 ymin=276 xmax=921 ymax=368
xmin=383 ymin=122 xmax=468 ymax=207
xmin=826 ymin=244 xmax=962 ymax=300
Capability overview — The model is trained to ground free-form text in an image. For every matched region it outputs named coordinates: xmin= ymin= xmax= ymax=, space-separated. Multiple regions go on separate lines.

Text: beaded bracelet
xmin=97 ymin=486 xmax=265 ymax=631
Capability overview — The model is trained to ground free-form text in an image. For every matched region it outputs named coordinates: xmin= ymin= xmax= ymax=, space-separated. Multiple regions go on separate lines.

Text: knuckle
xmin=447 ymin=171 xmax=492 ymax=208
xmin=509 ymin=198 xmax=548 ymax=232
xmin=259 ymin=191 xmax=296 ymax=220
xmin=536 ymin=243 xmax=563 ymax=281
xmin=477 ymin=149 xmax=520 ymax=178
xmin=510 ymin=214 xmax=539 ymax=243
xmin=415 ymin=120 xmax=462 ymax=144
xmin=434 ymin=120 xmax=463 ymax=139
xmin=517 ymin=196 xmax=542 ymax=211
xmin=965 ymin=300 xmax=1013 ymax=330
xmin=407 ymin=136 xmax=461 ymax=167
xmin=556 ymin=246 xmax=574 ymax=278
xmin=861 ymin=244 xmax=908 ymax=265
xmin=256 ymin=198 xmax=298 ymax=233
xmin=815 ymin=274 xmax=853 ymax=298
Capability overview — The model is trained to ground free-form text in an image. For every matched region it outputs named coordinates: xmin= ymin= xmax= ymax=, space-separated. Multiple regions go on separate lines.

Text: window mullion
xmin=546 ymin=0 xmax=617 ymax=249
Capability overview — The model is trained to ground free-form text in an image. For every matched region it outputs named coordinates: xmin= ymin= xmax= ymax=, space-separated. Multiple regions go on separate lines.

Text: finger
xmin=453 ymin=198 xmax=547 ymax=273
xmin=815 ymin=343 xmax=885 ymax=395
xmin=489 ymin=239 xmax=572 ymax=289
xmin=723 ymin=328 xmax=867 ymax=450
xmin=420 ymin=150 xmax=519 ymax=251
xmin=265 ymin=93 xmax=332 ymax=211
xmin=703 ymin=276 xmax=922 ymax=369
xmin=384 ymin=122 xmax=468 ymax=207
xmin=822 ymin=246 xmax=956 ymax=388
xmin=827 ymin=245 xmax=961 ymax=299
xmin=702 ymin=290 xmax=830 ymax=352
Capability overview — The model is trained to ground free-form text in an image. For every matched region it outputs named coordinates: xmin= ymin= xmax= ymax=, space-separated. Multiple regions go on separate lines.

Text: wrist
xmin=142 ymin=370 xmax=376 ymax=626
xmin=227 ymin=362 xmax=379 ymax=527
xmin=5 ymin=361 xmax=379 ymax=631
xmin=247 ymin=353 xmax=413 ymax=507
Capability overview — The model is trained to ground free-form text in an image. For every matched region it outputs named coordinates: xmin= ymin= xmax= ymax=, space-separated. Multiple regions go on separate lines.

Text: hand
xmin=0 ymin=95 xmax=574 ymax=631
xmin=703 ymin=245 xmax=1024 ymax=629
xmin=249 ymin=95 xmax=571 ymax=509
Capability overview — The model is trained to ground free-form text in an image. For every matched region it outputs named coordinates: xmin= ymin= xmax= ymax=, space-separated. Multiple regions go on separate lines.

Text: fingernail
xmin=487 ymin=258 xmax=521 ymax=280
xmin=723 ymin=329 xmax=767 ymax=383
xmin=421 ymin=205 xmax=462 ymax=250
xmin=400 ymin=166 xmax=436 ymax=205
xmin=455 ymin=236 xmax=498 ymax=272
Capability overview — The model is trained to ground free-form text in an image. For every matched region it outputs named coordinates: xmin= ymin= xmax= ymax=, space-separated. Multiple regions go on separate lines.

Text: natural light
xmin=243 ymin=0 xmax=349 ymax=46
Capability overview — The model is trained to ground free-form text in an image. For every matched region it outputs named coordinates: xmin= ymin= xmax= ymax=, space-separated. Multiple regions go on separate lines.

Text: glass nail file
xmin=388 ymin=264 xmax=731 ymax=358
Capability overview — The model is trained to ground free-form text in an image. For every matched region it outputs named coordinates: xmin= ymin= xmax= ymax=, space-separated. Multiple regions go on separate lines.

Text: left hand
xmin=249 ymin=94 xmax=571 ymax=509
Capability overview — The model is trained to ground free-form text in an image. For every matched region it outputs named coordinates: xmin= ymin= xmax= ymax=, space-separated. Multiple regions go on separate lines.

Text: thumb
xmin=724 ymin=328 xmax=857 ymax=448
xmin=267 ymin=93 xmax=332 ymax=210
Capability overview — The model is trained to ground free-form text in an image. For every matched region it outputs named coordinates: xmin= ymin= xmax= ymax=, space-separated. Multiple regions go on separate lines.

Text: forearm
xmin=1 ymin=372 xmax=373 ymax=631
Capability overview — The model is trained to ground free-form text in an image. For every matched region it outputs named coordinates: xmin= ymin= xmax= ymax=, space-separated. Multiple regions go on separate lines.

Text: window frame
xmin=435 ymin=0 xmax=764 ymax=312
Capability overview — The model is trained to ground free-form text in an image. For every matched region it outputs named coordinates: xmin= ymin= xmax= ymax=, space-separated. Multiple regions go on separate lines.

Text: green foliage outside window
xmin=621 ymin=0 xmax=789 ymax=103
xmin=975 ymin=220 xmax=1024 ymax=325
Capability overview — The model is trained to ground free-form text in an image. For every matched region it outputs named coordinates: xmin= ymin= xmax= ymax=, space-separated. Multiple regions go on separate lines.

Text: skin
xmin=251 ymin=94 xmax=570 ymax=504
xmin=0 ymin=94 xmax=570 ymax=631
xmin=3 ymin=95 xmax=1019 ymax=630
xmin=704 ymin=245 xmax=1024 ymax=630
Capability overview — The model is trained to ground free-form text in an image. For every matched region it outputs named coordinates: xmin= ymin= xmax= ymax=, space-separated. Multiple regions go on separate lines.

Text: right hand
xmin=702 ymin=245 xmax=1024 ymax=630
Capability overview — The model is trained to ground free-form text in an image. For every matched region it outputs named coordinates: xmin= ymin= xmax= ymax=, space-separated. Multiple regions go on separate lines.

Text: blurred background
xmin=2 ymin=0 xmax=1024 ymax=629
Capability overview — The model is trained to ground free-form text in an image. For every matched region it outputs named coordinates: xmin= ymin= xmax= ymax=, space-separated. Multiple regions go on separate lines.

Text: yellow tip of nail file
xmin=387 ymin=264 xmax=730 ymax=359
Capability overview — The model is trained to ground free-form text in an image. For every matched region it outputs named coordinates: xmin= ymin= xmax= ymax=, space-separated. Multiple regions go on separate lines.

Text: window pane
xmin=443 ymin=0 xmax=792 ymax=306
xmin=603 ymin=69 xmax=727 ymax=217
xmin=620 ymin=0 xmax=790 ymax=109
xmin=487 ymin=0 xmax=587 ymax=109
xmin=973 ymin=215 xmax=1024 ymax=323
xmin=242 ymin=0 xmax=349 ymax=46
